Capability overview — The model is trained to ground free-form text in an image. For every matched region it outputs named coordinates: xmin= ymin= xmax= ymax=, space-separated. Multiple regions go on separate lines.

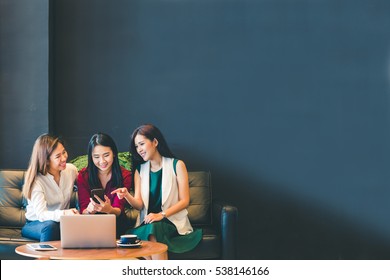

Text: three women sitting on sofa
xmin=21 ymin=124 xmax=201 ymax=255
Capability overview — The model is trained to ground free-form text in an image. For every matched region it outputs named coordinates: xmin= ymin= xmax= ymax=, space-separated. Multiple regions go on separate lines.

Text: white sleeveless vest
xmin=137 ymin=157 xmax=193 ymax=235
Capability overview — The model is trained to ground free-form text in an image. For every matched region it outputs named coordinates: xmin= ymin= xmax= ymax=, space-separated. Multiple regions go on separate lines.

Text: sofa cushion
xmin=0 ymin=228 xmax=34 ymax=242
xmin=188 ymin=171 xmax=212 ymax=226
xmin=0 ymin=170 xmax=27 ymax=228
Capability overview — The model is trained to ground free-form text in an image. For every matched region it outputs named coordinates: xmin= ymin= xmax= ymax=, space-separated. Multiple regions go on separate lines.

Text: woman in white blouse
xmin=21 ymin=134 xmax=79 ymax=241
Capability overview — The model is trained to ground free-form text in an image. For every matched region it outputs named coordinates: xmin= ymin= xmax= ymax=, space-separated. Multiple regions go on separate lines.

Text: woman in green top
xmin=111 ymin=124 xmax=202 ymax=259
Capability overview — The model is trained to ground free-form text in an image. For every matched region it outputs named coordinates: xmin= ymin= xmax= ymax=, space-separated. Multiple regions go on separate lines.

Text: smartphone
xmin=90 ymin=188 xmax=105 ymax=203
xmin=27 ymin=243 xmax=57 ymax=251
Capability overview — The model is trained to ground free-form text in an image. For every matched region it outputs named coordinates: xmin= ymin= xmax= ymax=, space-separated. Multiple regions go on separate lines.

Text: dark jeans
xmin=21 ymin=220 xmax=60 ymax=242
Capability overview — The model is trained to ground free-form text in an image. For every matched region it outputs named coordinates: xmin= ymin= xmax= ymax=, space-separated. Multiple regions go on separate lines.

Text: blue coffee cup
xmin=120 ymin=234 xmax=140 ymax=244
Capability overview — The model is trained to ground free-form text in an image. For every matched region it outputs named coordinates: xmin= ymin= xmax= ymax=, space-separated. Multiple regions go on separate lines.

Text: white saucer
xmin=116 ymin=241 xmax=142 ymax=248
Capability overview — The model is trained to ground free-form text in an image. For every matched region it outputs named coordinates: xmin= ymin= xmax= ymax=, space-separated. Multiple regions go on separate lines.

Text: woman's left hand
xmin=144 ymin=212 xmax=164 ymax=224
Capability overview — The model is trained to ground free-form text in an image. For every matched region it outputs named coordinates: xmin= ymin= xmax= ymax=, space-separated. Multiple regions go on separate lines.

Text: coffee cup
xmin=120 ymin=234 xmax=140 ymax=244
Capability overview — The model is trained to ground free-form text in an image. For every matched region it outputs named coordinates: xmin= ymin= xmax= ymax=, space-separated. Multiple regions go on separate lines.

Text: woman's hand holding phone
xmin=90 ymin=189 xmax=105 ymax=203
xmin=87 ymin=189 xmax=113 ymax=214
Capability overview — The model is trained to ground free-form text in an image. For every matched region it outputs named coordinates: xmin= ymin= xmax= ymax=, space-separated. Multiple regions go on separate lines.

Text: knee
xmin=41 ymin=221 xmax=60 ymax=242
xmin=21 ymin=223 xmax=36 ymax=240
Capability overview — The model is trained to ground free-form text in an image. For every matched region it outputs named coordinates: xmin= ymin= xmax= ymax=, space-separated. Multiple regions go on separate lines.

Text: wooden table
xmin=15 ymin=240 xmax=168 ymax=260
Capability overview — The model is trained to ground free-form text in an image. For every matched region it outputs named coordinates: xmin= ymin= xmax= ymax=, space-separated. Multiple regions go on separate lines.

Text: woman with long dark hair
xmin=112 ymin=124 xmax=201 ymax=258
xmin=77 ymin=133 xmax=131 ymax=217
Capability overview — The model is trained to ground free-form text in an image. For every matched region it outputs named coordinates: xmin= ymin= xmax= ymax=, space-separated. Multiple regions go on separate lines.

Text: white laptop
xmin=60 ymin=214 xmax=117 ymax=248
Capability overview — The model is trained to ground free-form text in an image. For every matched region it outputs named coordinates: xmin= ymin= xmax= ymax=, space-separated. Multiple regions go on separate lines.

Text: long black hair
xmin=87 ymin=133 xmax=123 ymax=189
xmin=130 ymin=124 xmax=175 ymax=169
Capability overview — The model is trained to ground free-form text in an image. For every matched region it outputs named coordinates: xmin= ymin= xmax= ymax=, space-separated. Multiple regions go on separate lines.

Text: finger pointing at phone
xmin=111 ymin=187 xmax=128 ymax=199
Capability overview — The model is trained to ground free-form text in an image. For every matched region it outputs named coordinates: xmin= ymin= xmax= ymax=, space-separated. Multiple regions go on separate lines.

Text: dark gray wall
xmin=3 ymin=0 xmax=390 ymax=259
xmin=52 ymin=0 xmax=390 ymax=259
xmin=0 ymin=0 xmax=49 ymax=169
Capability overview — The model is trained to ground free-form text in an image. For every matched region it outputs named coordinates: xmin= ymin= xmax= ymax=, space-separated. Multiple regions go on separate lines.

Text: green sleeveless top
xmin=136 ymin=159 xmax=178 ymax=214
xmin=129 ymin=159 xmax=202 ymax=253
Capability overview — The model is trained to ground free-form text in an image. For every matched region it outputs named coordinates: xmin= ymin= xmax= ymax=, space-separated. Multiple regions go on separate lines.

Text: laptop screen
xmin=60 ymin=214 xmax=116 ymax=248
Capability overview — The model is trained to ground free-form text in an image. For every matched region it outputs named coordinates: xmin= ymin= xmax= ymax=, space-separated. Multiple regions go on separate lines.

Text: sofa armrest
xmin=212 ymin=200 xmax=238 ymax=259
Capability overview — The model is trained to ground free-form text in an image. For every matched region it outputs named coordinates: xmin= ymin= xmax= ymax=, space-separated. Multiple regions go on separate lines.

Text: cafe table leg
xmin=151 ymin=251 xmax=168 ymax=260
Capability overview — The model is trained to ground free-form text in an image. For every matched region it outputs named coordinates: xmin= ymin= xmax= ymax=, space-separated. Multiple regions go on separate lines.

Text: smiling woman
xmin=76 ymin=133 xmax=132 ymax=219
xmin=21 ymin=134 xmax=79 ymax=242
xmin=110 ymin=124 xmax=203 ymax=259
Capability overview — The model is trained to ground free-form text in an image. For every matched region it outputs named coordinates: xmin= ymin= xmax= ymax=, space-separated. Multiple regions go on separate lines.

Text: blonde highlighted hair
xmin=22 ymin=134 xmax=64 ymax=199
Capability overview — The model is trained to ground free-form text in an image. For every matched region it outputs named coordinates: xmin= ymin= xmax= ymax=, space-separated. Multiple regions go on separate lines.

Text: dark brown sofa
xmin=0 ymin=169 xmax=238 ymax=260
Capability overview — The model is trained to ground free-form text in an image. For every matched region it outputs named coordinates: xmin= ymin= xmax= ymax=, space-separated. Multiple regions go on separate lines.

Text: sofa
xmin=0 ymin=169 xmax=238 ymax=260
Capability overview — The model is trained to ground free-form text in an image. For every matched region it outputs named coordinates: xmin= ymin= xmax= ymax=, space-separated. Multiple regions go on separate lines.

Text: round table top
xmin=15 ymin=240 xmax=168 ymax=260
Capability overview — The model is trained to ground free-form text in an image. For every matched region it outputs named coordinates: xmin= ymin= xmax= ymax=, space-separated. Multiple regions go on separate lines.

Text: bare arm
xmin=111 ymin=169 xmax=143 ymax=210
